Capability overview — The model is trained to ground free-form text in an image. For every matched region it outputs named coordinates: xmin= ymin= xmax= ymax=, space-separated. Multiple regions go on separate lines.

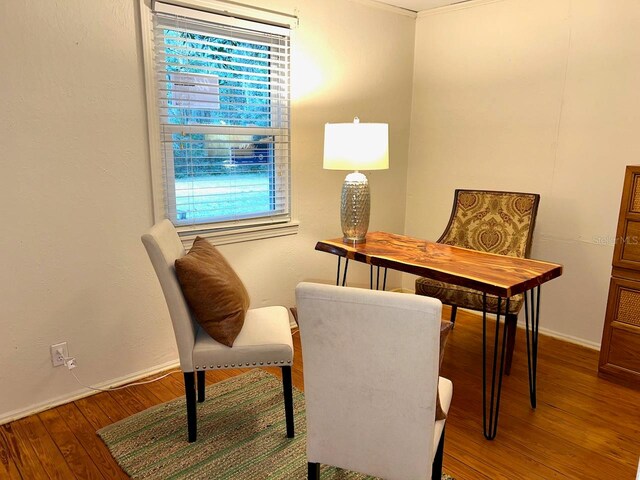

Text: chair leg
xmin=197 ymin=370 xmax=205 ymax=403
xmin=431 ymin=426 xmax=445 ymax=480
xmin=450 ymin=305 xmax=457 ymax=328
xmin=281 ymin=366 xmax=295 ymax=438
xmin=505 ymin=314 xmax=517 ymax=376
xmin=308 ymin=462 xmax=320 ymax=480
xmin=184 ymin=372 xmax=197 ymax=442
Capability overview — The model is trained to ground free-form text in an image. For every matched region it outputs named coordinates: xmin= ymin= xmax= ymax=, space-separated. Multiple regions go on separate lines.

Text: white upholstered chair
xmin=141 ymin=219 xmax=294 ymax=442
xmin=295 ymin=283 xmax=453 ymax=480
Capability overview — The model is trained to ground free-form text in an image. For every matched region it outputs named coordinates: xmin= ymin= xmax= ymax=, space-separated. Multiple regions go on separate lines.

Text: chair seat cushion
xmin=175 ymin=236 xmax=250 ymax=347
xmin=416 ymin=277 xmax=523 ymax=315
xmin=435 ymin=322 xmax=452 ymax=421
xmin=433 ymin=376 xmax=453 ymax=462
xmin=192 ymin=306 xmax=293 ymax=370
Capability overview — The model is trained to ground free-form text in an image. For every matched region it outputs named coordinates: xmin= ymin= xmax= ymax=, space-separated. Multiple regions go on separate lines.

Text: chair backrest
xmin=141 ymin=220 xmax=198 ymax=371
xmin=438 ymin=189 xmax=540 ymax=258
xmin=295 ymin=282 xmax=443 ymax=480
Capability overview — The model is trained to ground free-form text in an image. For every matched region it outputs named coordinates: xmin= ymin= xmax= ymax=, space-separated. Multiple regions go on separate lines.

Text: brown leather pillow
xmin=436 ymin=321 xmax=453 ymax=421
xmin=175 ymin=237 xmax=250 ymax=347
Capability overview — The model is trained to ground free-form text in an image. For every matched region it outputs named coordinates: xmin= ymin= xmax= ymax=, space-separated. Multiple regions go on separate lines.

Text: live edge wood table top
xmin=315 ymin=231 xmax=563 ymax=298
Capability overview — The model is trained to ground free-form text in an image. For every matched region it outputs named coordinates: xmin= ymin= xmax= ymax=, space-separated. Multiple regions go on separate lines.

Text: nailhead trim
xmin=197 ymin=359 xmax=292 ymax=369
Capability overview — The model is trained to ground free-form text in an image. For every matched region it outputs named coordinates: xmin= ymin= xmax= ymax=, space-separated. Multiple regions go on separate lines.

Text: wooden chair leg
xmin=197 ymin=370 xmax=205 ymax=403
xmin=308 ymin=462 xmax=320 ymax=479
xmin=505 ymin=314 xmax=517 ymax=376
xmin=431 ymin=426 xmax=445 ymax=480
xmin=450 ymin=305 xmax=457 ymax=328
xmin=281 ymin=366 xmax=295 ymax=438
xmin=184 ymin=372 xmax=197 ymax=442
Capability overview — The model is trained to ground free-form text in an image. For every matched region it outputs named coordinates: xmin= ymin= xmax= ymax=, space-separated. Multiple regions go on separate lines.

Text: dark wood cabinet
xmin=599 ymin=165 xmax=640 ymax=386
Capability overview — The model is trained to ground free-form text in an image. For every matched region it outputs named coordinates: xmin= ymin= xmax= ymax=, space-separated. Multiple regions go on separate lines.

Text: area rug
xmin=98 ymin=369 xmax=454 ymax=479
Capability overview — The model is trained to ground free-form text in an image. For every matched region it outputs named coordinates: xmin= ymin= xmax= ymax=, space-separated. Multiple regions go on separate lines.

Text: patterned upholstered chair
xmin=415 ymin=189 xmax=540 ymax=375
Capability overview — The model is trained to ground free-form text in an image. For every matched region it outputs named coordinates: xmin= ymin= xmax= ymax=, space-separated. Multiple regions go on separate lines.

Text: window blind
xmin=152 ymin=2 xmax=291 ymax=227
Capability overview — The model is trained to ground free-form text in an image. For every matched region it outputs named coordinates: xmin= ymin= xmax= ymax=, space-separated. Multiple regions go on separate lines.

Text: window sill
xmin=177 ymin=220 xmax=299 ymax=247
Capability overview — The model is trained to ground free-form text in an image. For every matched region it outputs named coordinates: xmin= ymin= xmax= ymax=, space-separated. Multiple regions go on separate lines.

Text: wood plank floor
xmin=1 ymin=307 xmax=639 ymax=479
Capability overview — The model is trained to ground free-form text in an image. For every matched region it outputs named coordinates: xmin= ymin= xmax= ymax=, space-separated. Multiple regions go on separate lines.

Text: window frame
xmin=139 ymin=0 xmax=298 ymax=245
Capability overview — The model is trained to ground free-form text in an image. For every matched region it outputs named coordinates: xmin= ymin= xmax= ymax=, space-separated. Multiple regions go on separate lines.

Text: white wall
xmin=404 ymin=0 xmax=640 ymax=345
xmin=0 ymin=0 xmax=415 ymax=422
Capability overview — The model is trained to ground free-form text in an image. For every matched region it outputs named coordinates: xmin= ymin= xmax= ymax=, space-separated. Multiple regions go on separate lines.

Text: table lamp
xmin=323 ymin=117 xmax=389 ymax=244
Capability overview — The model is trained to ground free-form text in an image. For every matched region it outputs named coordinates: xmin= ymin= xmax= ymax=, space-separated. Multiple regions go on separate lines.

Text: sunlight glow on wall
xmin=290 ymin=41 xmax=327 ymax=103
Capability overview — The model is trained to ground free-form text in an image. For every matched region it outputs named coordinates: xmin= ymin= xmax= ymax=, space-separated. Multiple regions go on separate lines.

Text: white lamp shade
xmin=323 ymin=121 xmax=389 ymax=171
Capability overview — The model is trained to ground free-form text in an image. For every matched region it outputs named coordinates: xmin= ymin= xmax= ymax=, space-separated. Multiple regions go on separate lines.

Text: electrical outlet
xmin=50 ymin=342 xmax=68 ymax=367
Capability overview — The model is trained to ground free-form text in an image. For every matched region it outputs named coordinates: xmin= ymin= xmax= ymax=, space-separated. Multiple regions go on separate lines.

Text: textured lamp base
xmin=341 ymin=172 xmax=370 ymax=244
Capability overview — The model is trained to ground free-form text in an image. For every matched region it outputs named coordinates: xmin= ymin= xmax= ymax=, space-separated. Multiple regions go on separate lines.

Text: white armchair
xmin=141 ymin=220 xmax=294 ymax=442
xmin=295 ymin=282 xmax=452 ymax=480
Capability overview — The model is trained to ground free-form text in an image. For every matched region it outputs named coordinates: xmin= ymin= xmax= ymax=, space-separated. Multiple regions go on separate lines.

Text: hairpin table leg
xmin=335 ymin=257 xmax=349 ymax=287
xmin=370 ymin=264 xmax=373 ymax=289
xmin=369 ymin=265 xmax=388 ymax=290
xmin=525 ymin=286 xmax=541 ymax=408
xmin=382 ymin=267 xmax=387 ymax=291
xmin=482 ymin=294 xmax=510 ymax=440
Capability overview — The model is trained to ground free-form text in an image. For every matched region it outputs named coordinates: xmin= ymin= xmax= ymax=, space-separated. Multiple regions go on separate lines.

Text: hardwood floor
xmin=2 ymin=307 xmax=639 ymax=479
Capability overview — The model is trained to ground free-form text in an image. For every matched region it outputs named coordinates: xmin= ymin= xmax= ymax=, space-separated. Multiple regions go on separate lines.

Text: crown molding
xmin=348 ymin=0 xmax=418 ymax=18
xmin=417 ymin=0 xmax=504 ymax=17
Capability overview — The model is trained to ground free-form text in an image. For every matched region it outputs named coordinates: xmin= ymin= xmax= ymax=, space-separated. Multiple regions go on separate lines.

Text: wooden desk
xmin=315 ymin=231 xmax=563 ymax=439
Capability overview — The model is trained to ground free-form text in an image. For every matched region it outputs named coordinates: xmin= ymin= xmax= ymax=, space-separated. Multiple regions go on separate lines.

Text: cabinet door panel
xmin=608 ymin=326 xmax=640 ymax=373
xmin=620 ymin=221 xmax=640 ymax=264
xmin=615 ymin=285 xmax=640 ymax=327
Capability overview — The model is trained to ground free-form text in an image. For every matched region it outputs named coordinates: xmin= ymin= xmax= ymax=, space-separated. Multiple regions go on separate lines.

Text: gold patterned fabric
xmin=415 ymin=278 xmax=523 ymax=314
xmin=416 ymin=190 xmax=539 ymax=314
xmin=438 ymin=190 xmax=537 ymax=256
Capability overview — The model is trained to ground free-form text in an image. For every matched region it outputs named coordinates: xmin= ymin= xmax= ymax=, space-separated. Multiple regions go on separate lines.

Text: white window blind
xmin=151 ymin=2 xmax=291 ymax=228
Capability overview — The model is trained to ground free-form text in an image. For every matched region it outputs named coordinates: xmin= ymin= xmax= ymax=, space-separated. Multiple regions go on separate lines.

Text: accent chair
xmin=415 ymin=189 xmax=540 ymax=375
xmin=141 ymin=220 xmax=295 ymax=442
xmin=296 ymin=282 xmax=452 ymax=480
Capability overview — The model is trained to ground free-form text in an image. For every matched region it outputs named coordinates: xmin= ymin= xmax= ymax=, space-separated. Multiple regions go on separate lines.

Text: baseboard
xmin=474 ymin=311 xmax=600 ymax=350
xmin=390 ymin=287 xmax=415 ymax=294
xmin=0 ymin=359 xmax=180 ymax=426
xmin=533 ymin=325 xmax=600 ymax=350
xmin=481 ymin=314 xmax=600 ymax=350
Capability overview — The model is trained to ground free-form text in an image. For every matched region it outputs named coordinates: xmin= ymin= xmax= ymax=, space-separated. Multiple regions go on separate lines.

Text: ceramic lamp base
xmin=341 ymin=171 xmax=370 ymax=244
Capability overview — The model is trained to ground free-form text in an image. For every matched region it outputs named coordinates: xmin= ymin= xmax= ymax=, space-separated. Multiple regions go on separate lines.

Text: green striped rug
xmin=98 ymin=369 xmax=453 ymax=479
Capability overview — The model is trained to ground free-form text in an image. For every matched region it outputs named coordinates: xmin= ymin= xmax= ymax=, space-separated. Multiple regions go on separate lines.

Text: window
xmin=141 ymin=1 xmax=295 ymax=241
